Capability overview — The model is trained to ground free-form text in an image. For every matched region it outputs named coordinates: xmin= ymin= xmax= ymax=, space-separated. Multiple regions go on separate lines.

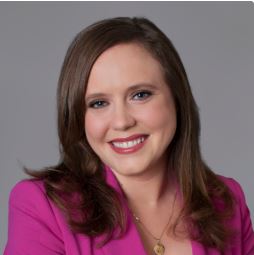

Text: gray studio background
xmin=0 ymin=2 xmax=253 ymax=252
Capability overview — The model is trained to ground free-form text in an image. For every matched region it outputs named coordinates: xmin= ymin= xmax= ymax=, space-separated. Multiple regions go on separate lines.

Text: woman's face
xmin=85 ymin=43 xmax=177 ymax=178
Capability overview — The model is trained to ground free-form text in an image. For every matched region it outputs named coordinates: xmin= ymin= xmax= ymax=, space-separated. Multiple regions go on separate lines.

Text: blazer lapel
xmin=94 ymin=164 xmax=147 ymax=255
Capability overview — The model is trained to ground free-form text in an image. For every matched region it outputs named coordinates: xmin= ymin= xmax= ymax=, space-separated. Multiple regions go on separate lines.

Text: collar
xmin=93 ymin=164 xmax=147 ymax=255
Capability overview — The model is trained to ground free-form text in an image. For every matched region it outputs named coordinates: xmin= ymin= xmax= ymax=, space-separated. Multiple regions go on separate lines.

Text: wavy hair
xmin=26 ymin=17 xmax=235 ymax=251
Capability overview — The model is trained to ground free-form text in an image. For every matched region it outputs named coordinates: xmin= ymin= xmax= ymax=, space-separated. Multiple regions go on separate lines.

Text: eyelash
xmin=88 ymin=100 xmax=107 ymax=109
xmin=88 ymin=90 xmax=152 ymax=109
xmin=132 ymin=90 xmax=152 ymax=100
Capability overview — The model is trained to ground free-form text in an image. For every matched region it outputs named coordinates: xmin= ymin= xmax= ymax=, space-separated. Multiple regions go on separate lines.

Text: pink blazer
xmin=4 ymin=165 xmax=254 ymax=255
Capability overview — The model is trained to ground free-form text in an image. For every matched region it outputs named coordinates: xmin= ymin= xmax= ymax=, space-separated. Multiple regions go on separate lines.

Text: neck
xmin=112 ymin=162 xmax=175 ymax=210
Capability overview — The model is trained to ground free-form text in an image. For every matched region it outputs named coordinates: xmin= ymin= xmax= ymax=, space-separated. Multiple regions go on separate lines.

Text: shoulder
xmin=8 ymin=178 xmax=69 ymax=227
xmin=216 ymin=175 xmax=254 ymax=254
xmin=216 ymin=175 xmax=242 ymax=193
xmin=10 ymin=178 xmax=46 ymax=201
xmin=8 ymin=178 xmax=64 ymax=228
xmin=9 ymin=178 xmax=53 ymax=216
xmin=216 ymin=174 xmax=249 ymax=214
xmin=5 ymin=179 xmax=95 ymax=255
xmin=216 ymin=174 xmax=246 ymax=205
xmin=4 ymin=179 xmax=67 ymax=254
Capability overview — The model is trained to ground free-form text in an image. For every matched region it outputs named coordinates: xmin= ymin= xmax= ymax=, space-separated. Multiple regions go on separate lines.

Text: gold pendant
xmin=153 ymin=242 xmax=165 ymax=255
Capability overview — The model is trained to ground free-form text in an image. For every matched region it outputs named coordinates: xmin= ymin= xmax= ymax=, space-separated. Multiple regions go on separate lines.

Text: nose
xmin=111 ymin=103 xmax=136 ymax=131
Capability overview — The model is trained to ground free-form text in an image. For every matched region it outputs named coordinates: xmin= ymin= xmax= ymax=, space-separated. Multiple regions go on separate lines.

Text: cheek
xmin=84 ymin=113 xmax=107 ymax=142
xmin=138 ymin=99 xmax=176 ymax=131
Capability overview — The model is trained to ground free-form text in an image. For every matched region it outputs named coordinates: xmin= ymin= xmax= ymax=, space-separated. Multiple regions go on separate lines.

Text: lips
xmin=109 ymin=134 xmax=149 ymax=154
xmin=110 ymin=134 xmax=148 ymax=143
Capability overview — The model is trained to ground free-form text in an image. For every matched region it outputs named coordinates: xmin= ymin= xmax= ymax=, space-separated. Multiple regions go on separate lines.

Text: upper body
xmin=4 ymin=165 xmax=254 ymax=255
xmin=4 ymin=17 xmax=254 ymax=255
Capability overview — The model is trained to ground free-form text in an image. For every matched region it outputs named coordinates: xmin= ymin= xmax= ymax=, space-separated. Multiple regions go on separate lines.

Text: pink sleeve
xmin=231 ymin=178 xmax=254 ymax=255
xmin=4 ymin=180 xmax=65 ymax=255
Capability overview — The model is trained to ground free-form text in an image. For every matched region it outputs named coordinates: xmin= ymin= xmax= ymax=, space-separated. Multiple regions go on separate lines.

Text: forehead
xmin=86 ymin=43 xmax=166 ymax=94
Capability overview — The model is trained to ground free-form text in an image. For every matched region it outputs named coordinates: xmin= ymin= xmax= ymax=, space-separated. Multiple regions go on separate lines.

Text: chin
xmin=110 ymin=163 xmax=150 ymax=177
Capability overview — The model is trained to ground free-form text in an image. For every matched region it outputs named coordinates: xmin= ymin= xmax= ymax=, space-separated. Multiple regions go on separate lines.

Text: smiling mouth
xmin=111 ymin=136 xmax=146 ymax=149
xmin=109 ymin=135 xmax=149 ymax=154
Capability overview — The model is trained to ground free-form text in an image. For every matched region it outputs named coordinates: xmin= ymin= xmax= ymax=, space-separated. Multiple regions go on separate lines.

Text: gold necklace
xmin=132 ymin=192 xmax=177 ymax=255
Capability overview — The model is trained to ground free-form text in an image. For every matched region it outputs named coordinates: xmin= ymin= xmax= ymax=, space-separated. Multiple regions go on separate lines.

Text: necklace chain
xmin=132 ymin=191 xmax=177 ymax=255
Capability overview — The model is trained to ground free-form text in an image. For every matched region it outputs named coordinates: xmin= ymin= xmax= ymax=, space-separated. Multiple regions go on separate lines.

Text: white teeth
xmin=112 ymin=137 xmax=145 ymax=149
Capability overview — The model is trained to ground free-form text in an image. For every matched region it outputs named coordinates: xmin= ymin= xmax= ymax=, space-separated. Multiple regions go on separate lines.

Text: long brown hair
xmin=26 ymin=17 xmax=235 ymax=251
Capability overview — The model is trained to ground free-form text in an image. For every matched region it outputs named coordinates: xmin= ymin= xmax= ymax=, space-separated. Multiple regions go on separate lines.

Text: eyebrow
xmin=85 ymin=83 xmax=159 ymax=102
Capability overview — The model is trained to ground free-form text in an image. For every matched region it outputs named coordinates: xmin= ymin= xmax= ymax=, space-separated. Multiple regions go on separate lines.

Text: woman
xmin=4 ymin=17 xmax=254 ymax=255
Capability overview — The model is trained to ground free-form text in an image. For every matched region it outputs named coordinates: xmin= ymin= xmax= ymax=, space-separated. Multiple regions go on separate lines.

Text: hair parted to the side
xmin=25 ymin=16 xmax=235 ymax=251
